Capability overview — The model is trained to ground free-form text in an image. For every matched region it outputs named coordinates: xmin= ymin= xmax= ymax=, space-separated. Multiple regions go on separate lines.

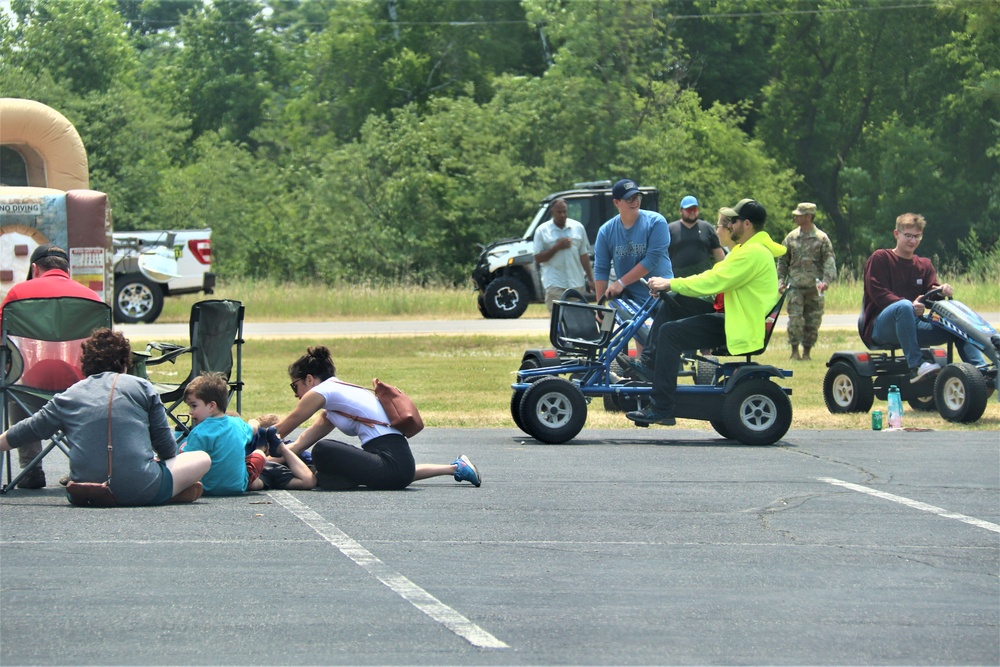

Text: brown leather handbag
xmin=65 ymin=374 xmax=119 ymax=508
xmin=333 ymin=378 xmax=425 ymax=438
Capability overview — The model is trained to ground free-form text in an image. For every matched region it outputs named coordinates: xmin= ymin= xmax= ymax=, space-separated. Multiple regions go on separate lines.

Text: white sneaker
xmin=910 ymin=361 xmax=940 ymax=383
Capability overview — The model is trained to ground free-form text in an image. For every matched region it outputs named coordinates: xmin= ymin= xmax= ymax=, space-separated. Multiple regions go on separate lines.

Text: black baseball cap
xmin=27 ymin=244 xmax=69 ymax=280
xmin=719 ymin=199 xmax=767 ymax=226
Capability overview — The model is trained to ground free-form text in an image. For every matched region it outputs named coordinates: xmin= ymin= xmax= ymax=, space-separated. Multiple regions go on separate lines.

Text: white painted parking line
xmin=268 ymin=490 xmax=509 ymax=649
xmin=817 ymin=477 xmax=1000 ymax=533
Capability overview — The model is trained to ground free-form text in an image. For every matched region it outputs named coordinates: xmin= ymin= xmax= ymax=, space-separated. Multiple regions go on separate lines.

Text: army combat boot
xmin=802 ymin=345 xmax=812 ymax=360
xmin=790 ymin=344 xmax=800 ymax=360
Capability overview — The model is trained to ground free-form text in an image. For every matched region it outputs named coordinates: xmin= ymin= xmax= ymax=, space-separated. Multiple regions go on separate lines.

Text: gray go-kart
xmin=823 ymin=287 xmax=999 ymax=423
xmin=510 ymin=285 xmax=793 ymax=445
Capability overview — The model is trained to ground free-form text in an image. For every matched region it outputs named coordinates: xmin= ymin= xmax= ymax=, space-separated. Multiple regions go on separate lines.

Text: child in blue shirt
xmin=182 ymin=372 xmax=265 ymax=495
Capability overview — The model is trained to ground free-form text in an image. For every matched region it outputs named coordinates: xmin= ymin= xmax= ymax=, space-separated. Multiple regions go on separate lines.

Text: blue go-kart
xmin=823 ymin=287 xmax=999 ymax=423
xmin=510 ymin=285 xmax=794 ymax=445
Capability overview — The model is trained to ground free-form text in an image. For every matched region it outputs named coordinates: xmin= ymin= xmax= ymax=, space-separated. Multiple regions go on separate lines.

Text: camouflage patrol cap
xmin=792 ymin=202 xmax=817 ymax=216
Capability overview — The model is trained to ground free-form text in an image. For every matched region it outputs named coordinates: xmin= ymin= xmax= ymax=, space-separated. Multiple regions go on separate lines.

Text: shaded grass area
xmin=158 ymin=276 xmax=1000 ymax=323
xmin=133 ymin=330 xmax=998 ymax=433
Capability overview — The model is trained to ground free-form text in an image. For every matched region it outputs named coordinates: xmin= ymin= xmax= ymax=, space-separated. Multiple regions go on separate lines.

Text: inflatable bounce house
xmin=0 ymin=98 xmax=112 ymax=303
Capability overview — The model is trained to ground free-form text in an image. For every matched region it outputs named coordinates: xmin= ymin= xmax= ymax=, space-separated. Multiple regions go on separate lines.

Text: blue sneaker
xmin=452 ymin=455 xmax=481 ymax=487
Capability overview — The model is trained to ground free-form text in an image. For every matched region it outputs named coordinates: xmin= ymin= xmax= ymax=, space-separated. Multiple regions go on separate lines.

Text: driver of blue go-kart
xmin=861 ymin=212 xmax=986 ymax=382
xmin=625 ymin=198 xmax=787 ymax=426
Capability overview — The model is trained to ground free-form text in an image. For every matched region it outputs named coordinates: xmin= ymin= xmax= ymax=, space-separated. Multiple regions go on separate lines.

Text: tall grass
xmin=159 ymin=276 xmax=999 ymax=324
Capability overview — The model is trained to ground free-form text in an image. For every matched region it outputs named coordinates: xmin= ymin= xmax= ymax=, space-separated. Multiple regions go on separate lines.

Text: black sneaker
xmin=16 ymin=469 xmax=46 ymax=489
xmin=628 ymin=359 xmax=654 ymax=382
xmin=625 ymin=406 xmax=675 ymax=426
xmin=265 ymin=426 xmax=283 ymax=457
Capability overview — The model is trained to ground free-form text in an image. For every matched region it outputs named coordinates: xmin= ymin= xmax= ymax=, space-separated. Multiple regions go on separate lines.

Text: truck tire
xmin=483 ymin=276 xmax=529 ymax=319
xmin=114 ymin=272 xmax=164 ymax=324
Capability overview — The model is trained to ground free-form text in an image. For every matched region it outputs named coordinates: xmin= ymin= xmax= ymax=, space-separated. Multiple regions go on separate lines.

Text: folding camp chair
xmin=1 ymin=297 xmax=112 ymax=493
xmin=137 ymin=299 xmax=245 ymax=437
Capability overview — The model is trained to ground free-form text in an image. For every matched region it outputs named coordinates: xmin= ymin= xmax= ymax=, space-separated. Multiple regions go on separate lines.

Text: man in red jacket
xmin=2 ymin=244 xmax=103 ymax=488
xmin=861 ymin=213 xmax=985 ymax=382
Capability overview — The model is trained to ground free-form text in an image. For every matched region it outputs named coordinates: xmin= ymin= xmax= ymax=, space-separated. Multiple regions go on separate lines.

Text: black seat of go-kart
xmin=708 ymin=291 xmax=786 ymax=360
xmin=857 ymin=303 xmax=901 ymax=352
xmin=549 ymin=290 xmax=616 ymax=357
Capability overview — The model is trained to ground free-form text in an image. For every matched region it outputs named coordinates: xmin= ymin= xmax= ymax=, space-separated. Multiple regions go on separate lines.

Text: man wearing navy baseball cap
xmin=1 ymin=243 xmax=103 ymax=489
xmin=593 ymin=178 xmax=673 ymax=306
xmin=627 ymin=198 xmax=786 ymax=426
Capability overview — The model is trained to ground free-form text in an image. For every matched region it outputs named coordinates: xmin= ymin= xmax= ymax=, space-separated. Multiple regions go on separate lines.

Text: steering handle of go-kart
xmin=922 ymin=286 xmax=948 ymax=304
xmin=597 ymin=277 xmax=654 ymax=307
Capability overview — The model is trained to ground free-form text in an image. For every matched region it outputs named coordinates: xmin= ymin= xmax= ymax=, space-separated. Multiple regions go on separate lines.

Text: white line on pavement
xmin=817 ymin=477 xmax=1000 ymax=533
xmin=268 ymin=490 xmax=509 ymax=649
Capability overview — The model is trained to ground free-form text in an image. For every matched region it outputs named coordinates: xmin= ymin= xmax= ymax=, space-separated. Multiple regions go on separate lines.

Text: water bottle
xmin=816 ymin=278 xmax=824 ymax=299
xmin=887 ymin=385 xmax=903 ymax=429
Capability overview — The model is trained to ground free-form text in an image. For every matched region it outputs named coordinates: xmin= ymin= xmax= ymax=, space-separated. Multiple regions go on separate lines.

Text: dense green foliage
xmin=1 ymin=0 xmax=996 ymax=284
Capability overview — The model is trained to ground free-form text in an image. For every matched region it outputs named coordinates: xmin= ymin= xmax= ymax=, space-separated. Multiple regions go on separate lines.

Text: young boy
xmin=248 ymin=425 xmax=317 ymax=491
xmin=182 ymin=372 xmax=266 ymax=495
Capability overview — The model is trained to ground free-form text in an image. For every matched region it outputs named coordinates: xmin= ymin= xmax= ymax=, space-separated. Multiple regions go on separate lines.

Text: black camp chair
xmin=136 ymin=299 xmax=245 ymax=437
xmin=0 ymin=297 xmax=112 ymax=493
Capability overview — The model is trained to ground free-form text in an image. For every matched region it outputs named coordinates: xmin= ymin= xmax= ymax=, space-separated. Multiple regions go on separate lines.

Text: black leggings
xmin=311 ymin=434 xmax=416 ymax=490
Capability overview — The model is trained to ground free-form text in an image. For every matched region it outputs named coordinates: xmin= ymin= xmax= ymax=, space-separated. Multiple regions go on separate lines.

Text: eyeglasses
xmin=899 ymin=232 xmax=922 ymax=241
xmin=290 ymin=378 xmax=302 ymax=394
xmin=623 ymin=194 xmax=642 ymax=205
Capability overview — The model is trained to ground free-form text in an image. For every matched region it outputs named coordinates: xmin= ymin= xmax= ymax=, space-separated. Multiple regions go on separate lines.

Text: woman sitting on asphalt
xmin=272 ymin=345 xmax=481 ymax=490
xmin=0 ymin=328 xmax=210 ymax=505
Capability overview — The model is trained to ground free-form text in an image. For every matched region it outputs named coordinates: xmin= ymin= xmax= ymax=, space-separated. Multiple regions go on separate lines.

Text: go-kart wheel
xmin=695 ymin=356 xmax=718 ymax=385
xmin=603 ymin=382 xmax=640 ymax=413
xmin=477 ymin=294 xmax=489 ymax=318
xmin=511 ymin=375 xmax=546 ymax=434
xmin=518 ymin=376 xmax=587 ymax=444
xmin=710 ymin=419 xmax=733 ymax=440
xmin=519 ymin=357 xmax=540 ymax=372
xmin=907 ymin=394 xmax=937 ymax=412
xmin=934 ymin=363 xmax=989 ymax=423
xmin=722 ymin=378 xmax=792 ymax=445
xmin=823 ymin=361 xmax=875 ymax=413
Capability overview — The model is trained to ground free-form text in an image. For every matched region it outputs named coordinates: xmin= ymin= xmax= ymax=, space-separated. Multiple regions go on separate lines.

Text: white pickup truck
xmin=112 ymin=229 xmax=216 ymax=323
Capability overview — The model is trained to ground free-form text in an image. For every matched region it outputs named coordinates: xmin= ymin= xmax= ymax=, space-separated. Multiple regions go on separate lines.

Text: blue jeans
xmin=871 ymin=300 xmax=986 ymax=369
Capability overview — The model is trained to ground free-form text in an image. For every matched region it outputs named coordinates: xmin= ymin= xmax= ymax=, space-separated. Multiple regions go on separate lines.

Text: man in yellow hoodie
xmin=626 ymin=199 xmax=786 ymax=425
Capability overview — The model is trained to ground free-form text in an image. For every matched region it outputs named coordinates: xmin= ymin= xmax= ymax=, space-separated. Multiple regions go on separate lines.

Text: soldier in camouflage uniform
xmin=777 ymin=202 xmax=837 ymax=360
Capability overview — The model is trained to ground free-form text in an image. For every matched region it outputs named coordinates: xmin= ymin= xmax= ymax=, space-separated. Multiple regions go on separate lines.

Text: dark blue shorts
xmin=150 ymin=461 xmax=174 ymax=505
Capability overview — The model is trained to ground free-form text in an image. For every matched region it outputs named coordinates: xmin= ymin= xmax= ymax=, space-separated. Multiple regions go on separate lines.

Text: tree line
xmin=1 ymin=0 xmax=996 ymax=285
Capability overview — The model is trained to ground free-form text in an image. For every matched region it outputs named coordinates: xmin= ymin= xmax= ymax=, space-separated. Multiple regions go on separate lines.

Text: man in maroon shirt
xmin=862 ymin=213 xmax=985 ymax=383
xmin=1 ymin=244 xmax=104 ymax=488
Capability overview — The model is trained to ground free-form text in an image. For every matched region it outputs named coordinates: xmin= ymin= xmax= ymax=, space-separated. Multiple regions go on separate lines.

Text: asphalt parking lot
xmin=1 ymin=427 xmax=997 ymax=666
